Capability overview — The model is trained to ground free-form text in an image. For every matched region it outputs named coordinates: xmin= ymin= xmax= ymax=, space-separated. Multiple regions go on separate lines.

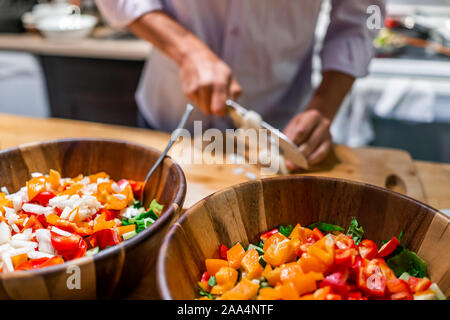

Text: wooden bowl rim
xmin=0 ymin=138 xmax=187 ymax=280
xmin=156 ymin=175 xmax=445 ymax=300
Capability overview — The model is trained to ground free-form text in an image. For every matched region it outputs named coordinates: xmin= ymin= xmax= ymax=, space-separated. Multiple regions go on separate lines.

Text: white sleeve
xmin=321 ymin=0 xmax=386 ymax=78
xmin=95 ymin=0 xmax=163 ymax=28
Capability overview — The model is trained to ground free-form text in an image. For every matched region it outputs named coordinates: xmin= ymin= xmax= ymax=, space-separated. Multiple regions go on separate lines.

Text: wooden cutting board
xmin=0 ymin=114 xmax=426 ymax=207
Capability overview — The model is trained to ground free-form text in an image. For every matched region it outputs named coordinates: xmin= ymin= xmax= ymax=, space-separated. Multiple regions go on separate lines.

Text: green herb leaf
xmin=259 ymin=256 xmax=267 ymax=268
xmin=279 ymin=224 xmax=294 ymax=237
xmin=386 ymin=249 xmax=428 ymax=278
xmin=346 ymin=217 xmax=364 ymax=245
xmin=306 ymin=222 xmax=345 ymax=233
xmin=199 ymin=288 xmax=213 ymax=300
xmin=133 ymin=200 xmax=143 ymax=209
xmin=208 ymin=276 xmax=216 ymax=287
xmin=257 ymin=240 xmax=264 ymax=250
xmin=260 ymin=282 xmax=271 ymax=288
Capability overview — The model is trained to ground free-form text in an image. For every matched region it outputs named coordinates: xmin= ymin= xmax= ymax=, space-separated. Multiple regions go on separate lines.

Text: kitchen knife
xmin=226 ymin=100 xmax=309 ymax=170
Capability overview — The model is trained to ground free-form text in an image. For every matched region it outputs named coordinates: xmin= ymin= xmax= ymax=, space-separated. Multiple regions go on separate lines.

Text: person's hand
xmin=179 ymin=48 xmax=242 ymax=116
xmin=284 ymin=108 xmax=333 ymax=168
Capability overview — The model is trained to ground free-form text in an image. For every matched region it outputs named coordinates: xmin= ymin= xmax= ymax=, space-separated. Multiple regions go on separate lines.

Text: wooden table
xmin=0 ymin=113 xmax=449 ymax=211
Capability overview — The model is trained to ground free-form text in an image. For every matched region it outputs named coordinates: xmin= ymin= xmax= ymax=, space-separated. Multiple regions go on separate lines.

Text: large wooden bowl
xmin=157 ymin=176 xmax=449 ymax=299
xmin=0 ymin=139 xmax=186 ymax=299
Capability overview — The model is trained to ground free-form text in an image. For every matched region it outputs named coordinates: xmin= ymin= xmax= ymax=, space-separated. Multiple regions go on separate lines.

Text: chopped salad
xmin=197 ymin=218 xmax=446 ymax=300
xmin=0 ymin=170 xmax=162 ymax=273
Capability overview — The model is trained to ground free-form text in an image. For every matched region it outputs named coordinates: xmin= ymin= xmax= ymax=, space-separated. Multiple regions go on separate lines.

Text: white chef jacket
xmin=96 ymin=0 xmax=385 ymax=132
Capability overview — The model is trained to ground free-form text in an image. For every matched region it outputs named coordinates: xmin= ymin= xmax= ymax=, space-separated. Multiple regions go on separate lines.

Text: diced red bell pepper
xmin=15 ymin=256 xmax=64 ymax=271
xmin=99 ymin=208 xmax=119 ymax=221
xmin=387 ymin=279 xmax=413 ymax=300
xmin=117 ymin=179 xmax=129 ymax=188
xmin=335 ymin=234 xmax=355 ymax=250
xmin=94 ymin=228 xmax=121 ymax=250
xmin=335 ymin=248 xmax=353 ymax=267
xmin=347 ymin=291 xmax=364 ymax=300
xmin=408 ymin=276 xmax=432 ymax=293
xmin=350 ymin=255 xmax=364 ymax=281
xmin=358 ymin=239 xmax=378 ymax=260
xmin=377 ymin=237 xmax=399 ymax=258
xmin=85 ymin=235 xmax=98 ymax=249
xmin=51 ymin=232 xmax=87 ymax=261
xmin=320 ymin=272 xmax=348 ymax=295
xmin=312 ymin=228 xmax=324 ymax=241
xmin=129 ymin=180 xmax=144 ymax=198
xmin=219 ymin=244 xmax=228 ymax=260
xmin=32 ymin=191 xmax=55 ymax=206
xmin=365 ymin=271 xmax=386 ymax=297
xmin=260 ymin=228 xmax=279 ymax=241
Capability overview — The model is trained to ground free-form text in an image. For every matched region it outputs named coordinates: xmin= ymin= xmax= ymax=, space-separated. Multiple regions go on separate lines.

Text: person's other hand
xmin=179 ymin=48 xmax=242 ymax=116
xmin=284 ymin=108 xmax=332 ymax=168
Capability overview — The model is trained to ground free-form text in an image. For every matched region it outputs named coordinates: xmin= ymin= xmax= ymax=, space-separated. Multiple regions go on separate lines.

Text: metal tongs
xmin=226 ymin=100 xmax=309 ymax=170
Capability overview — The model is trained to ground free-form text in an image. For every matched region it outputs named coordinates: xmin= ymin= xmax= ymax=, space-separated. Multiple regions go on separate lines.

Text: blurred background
xmin=0 ymin=0 xmax=449 ymax=163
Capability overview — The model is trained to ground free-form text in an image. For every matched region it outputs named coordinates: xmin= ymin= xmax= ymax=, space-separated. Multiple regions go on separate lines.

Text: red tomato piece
xmin=377 ymin=237 xmax=399 ymax=258
xmin=335 ymin=248 xmax=353 ymax=267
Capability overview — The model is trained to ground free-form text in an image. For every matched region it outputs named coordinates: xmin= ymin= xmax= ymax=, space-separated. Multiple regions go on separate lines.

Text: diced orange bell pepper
xmin=241 ymin=249 xmax=263 ymax=279
xmin=26 ymin=177 xmax=47 ymax=201
xmin=60 ymin=184 xmax=83 ymax=196
xmin=277 ymin=281 xmax=299 ymax=300
xmin=11 ymin=253 xmax=28 ymax=269
xmin=89 ymin=172 xmax=110 ymax=183
xmin=117 ymin=224 xmax=136 ymax=236
xmin=263 ymin=265 xmax=282 ymax=287
xmin=288 ymin=224 xmax=313 ymax=243
xmin=48 ymin=169 xmax=62 ymax=190
xmin=263 ymin=239 xmax=297 ymax=267
xmin=46 ymin=213 xmax=60 ymax=225
xmin=205 ymin=259 xmax=229 ymax=276
xmin=291 ymin=272 xmax=322 ymax=296
xmin=226 ymin=243 xmax=246 ymax=269
xmin=106 ymin=194 xmax=128 ymax=210
xmin=220 ymin=278 xmax=259 ymax=300
xmin=298 ymin=253 xmax=328 ymax=273
xmin=215 ymin=266 xmax=238 ymax=289
xmin=257 ymin=287 xmax=281 ymax=300
xmin=216 ymin=267 xmax=238 ymax=286
xmin=279 ymin=262 xmax=304 ymax=283
xmin=263 ymin=232 xmax=287 ymax=251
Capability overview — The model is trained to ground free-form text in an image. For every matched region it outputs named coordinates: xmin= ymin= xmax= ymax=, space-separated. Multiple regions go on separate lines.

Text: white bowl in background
xmin=36 ymin=14 xmax=98 ymax=42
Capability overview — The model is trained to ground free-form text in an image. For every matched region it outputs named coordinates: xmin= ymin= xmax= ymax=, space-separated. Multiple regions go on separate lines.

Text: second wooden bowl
xmin=0 ymin=139 xmax=186 ymax=299
xmin=157 ymin=176 xmax=449 ymax=299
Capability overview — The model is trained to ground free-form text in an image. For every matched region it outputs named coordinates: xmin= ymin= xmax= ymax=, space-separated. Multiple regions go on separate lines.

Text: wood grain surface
xmin=0 ymin=139 xmax=186 ymax=299
xmin=0 ymin=113 xmax=449 ymax=299
xmin=157 ymin=176 xmax=449 ymax=300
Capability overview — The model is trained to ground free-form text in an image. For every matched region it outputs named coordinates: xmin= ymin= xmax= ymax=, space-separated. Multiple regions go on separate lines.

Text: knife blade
xmin=226 ymin=100 xmax=309 ymax=170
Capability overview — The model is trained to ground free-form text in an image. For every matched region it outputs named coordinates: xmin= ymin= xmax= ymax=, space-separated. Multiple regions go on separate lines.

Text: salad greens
xmin=307 ymin=222 xmax=345 ymax=233
xmin=346 ymin=217 xmax=364 ymax=245
xmin=279 ymin=224 xmax=294 ymax=237
xmin=122 ymin=199 xmax=163 ymax=233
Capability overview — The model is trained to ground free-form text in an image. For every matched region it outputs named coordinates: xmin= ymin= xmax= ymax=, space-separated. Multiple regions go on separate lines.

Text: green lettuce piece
xmin=386 ymin=249 xmax=428 ymax=278
xmin=279 ymin=224 xmax=294 ymax=237
xmin=307 ymin=222 xmax=344 ymax=233
xmin=346 ymin=217 xmax=364 ymax=245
